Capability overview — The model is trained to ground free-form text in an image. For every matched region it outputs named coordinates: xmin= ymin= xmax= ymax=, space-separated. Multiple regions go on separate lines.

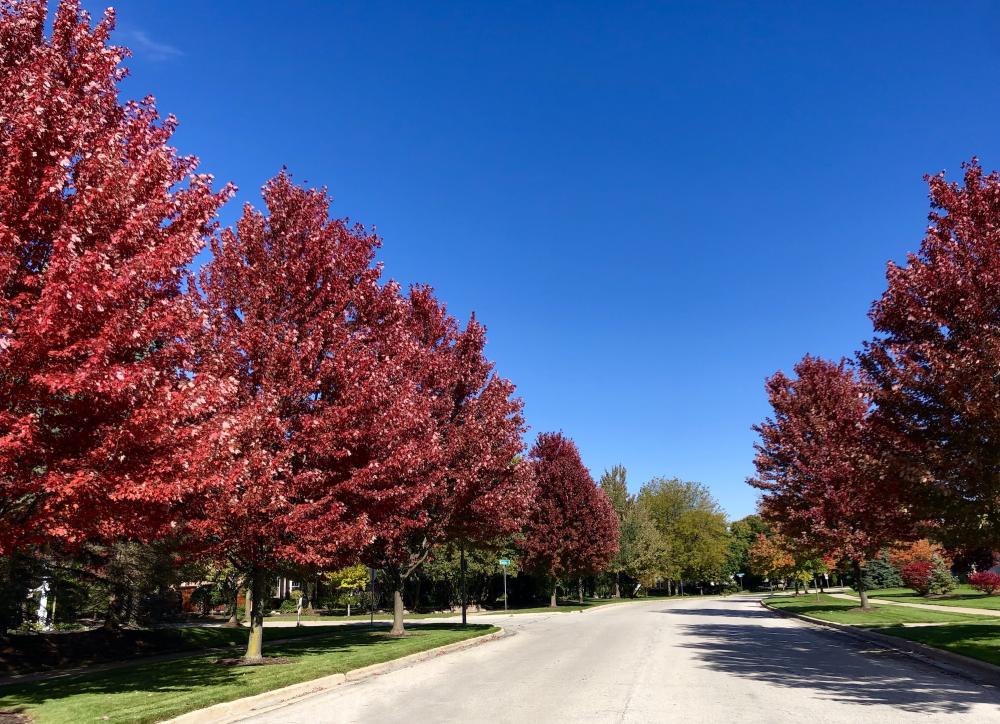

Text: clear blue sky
xmin=94 ymin=1 xmax=1000 ymax=519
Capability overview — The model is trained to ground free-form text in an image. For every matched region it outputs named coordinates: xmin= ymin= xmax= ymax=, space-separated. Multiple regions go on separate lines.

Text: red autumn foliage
xmin=188 ymin=174 xmax=442 ymax=656
xmin=900 ymin=560 xmax=935 ymax=596
xmin=968 ymin=571 xmax=1000 ymax=596
xmin=863 ymin=160 xmax=1000 ymax=549
xmin=0 ymin=0 xmax=230 ymax=553
xmin=750 ymin=356 xmax=916 ymax=584
xmin=365 ymin=286 xmax=535 ymax=633
xmin=520 ymin=433 xmax=620 ymax=597
xmin=888 ymin=539 xmax=952 ymax=571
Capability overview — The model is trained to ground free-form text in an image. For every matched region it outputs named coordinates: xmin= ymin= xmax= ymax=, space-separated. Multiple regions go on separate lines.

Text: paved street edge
xmin=759 ymin=599 xmax=1000 ymax=685
xmin=166 ymin=627 xmax=506 ymax=724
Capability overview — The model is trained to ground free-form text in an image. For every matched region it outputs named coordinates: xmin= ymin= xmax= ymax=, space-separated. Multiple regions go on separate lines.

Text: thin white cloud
xmin=122 ymin=29 xmax=183 ymax=62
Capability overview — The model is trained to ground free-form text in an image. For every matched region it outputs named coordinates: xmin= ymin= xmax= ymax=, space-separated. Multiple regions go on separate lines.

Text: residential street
xmin=240 ymin=595 xmax=1000 ymax=723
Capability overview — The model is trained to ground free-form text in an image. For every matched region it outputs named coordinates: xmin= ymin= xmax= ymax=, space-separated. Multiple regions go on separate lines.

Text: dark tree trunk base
xmin=216 ymin=656 xmax=291 ymax=667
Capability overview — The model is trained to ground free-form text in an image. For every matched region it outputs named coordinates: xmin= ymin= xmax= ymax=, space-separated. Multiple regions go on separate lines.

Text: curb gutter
xmin=166 ymin=628 xmax=506 ymax=724
xmin=760 ymin=599 xmax=1000 ymax=685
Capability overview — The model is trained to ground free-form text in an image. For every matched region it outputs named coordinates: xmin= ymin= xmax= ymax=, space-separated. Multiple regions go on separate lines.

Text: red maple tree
xmin=520 ymin=432 xmax=620 ymax=607
xmin=189 ymin=173 xmax=440 ymax=660
xmin=862 ymin=160 xmax=1000 ymax=550
xmin=367 ymin=286 xmax=535 ymax=634
xmin=0 ymin=0 xmax=230 ymax=554
xmin=749 ymin=356 xmax=916 ymax=608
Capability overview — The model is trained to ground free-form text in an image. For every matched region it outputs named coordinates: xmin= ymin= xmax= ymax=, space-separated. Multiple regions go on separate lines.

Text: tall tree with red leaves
xmin=190 ymin=173 xmax=439 ymax=660
xmin=367 ymin=287 xmax=535 ymax=635
xmin=749 ymin=356 xmax=916 ymax=609
xmin=862 ymin=160 xmax=1000 ymax=551
xmin=520 ymin=432 xmax=619 ymax=607
xmin=0 ymin=0 xmax=230 ymax=554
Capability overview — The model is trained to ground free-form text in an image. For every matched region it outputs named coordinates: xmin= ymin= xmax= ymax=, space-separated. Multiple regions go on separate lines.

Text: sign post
xmin=736 ymin=572 xmax=745 ymax=592
xmin=499 ymin=559 xmax=511 ymax=611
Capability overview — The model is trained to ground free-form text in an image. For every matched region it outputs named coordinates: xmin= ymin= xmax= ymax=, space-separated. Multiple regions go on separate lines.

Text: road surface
xmin=241 ymin=594 xmax=1000 ymax=723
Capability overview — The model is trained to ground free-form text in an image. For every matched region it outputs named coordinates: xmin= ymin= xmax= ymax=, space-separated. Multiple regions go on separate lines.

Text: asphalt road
xmin=241 ymin=594 xmax=1000 ymax=723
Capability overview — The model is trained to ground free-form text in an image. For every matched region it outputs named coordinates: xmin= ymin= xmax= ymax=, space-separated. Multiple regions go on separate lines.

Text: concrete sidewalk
xmin=828 ymin=592 xmax=1000 ymax=617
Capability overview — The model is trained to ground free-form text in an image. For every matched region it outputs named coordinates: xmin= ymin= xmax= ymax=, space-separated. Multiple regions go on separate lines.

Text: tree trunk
xmin=244 ymin=586 xmax=253 ymax=626
xmin=390 ymin=584 xmax=406 ymax=636
xmin=243 ymin=568 xmax=267 ymax=662
xmin=103 ymin=593 xmax=120 ymax=631
xmin=614 ymin=572 xmax=621 ymax=598
xmin=303 ymin=578 xmax=316 ymax=615
xmin=550 ymin=580 xmax=558 ymax=608
xmin=225 ymin=586 xmax=241 ymax=627
xmin=853 ymin=560 xmax=870 ymax=610
xmin=460 ymin=543 xmax=468 ymax=626
xmin=578 ymin=576 xmax=583 ymax=604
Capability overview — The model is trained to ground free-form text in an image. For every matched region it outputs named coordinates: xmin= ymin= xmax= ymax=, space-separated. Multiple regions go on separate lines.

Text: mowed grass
xmin=853 ymin=585 xmax=1000 ymax=611
xmin=0 ymin=624 xmax=496 ymax=724
xmin=879 ymin=624 xmax=1000 ymax=667
xmin=765 ymin=594 xmax=1000 ymax=626
xmin=2 ymin=624 xmax=374 ymax=677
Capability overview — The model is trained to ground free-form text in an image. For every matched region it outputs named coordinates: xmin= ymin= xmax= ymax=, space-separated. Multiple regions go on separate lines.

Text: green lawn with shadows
xmin=765 ymin=594 xmax=1000 ymax=626
xmin=1 ymin=624 xmax=366 ymax=676
xmin=879 ymin=623 xmax=1000 ymax=667
xmin=0 ymin=624 xmax=496 ymax=724
xmin=848 ymin=585 xmax=1000 ymax=611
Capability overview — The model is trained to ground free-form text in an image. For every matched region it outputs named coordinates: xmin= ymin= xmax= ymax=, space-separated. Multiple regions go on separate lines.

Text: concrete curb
xmin=166 ymin=627 xmax=506 ymax=724
xmin=759 ymin=599 xmax=1000 ymax=685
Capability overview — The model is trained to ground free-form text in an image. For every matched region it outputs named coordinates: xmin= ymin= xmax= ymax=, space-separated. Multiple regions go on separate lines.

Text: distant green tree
xmin=619 ymin=500 xmax=670 ymax=593
xmin=638 ymin=478 xmax=728 ymax=593
xmin=599 ymin=465 xmax=632 ymax=596
xmin=725 ymin=514 xmax=770 ymax=584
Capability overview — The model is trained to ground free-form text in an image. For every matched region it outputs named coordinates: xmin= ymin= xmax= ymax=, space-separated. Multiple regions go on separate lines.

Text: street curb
xmin=759 ymin=599 xmax=1000 ymax=685
xmin=166 ymin=627 xmax=506 ymax=724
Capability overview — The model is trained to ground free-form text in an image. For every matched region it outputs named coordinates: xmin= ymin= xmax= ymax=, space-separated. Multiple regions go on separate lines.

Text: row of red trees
xmin=0 ymin=0 xmax=618 ymax=658
xmin=750 ymin=159 xmax=1000 ymax=609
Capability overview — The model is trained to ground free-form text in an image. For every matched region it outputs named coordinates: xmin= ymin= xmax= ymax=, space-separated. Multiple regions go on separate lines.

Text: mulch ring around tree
xmin=0 ymin=710 xmax=31 ymax=723
xmin=214 ymin=656 xmax=291 ymax=667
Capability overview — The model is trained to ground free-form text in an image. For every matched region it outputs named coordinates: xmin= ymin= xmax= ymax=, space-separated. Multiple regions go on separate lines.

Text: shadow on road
xmin=656 ymin=607 xmax=776 ymax=619
xmin=677 ymin=619 xmax=1000 ymax=715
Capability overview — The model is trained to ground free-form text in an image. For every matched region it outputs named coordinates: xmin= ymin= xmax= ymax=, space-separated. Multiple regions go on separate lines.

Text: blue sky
xmin=94 ymin=1 xmax=1000 ymax=519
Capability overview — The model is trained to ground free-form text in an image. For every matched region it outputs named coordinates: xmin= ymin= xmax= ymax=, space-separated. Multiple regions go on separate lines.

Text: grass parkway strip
xmin=764 ymin=593 xmax=1000 ymax=626
xmin=763 ymin=593 xmax=1000 ymax=675
xmin=0 ymin=624 xmax=497 ymax=724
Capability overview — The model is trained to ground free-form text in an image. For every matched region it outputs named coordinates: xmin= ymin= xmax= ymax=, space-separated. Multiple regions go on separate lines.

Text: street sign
xmin=499 ymin=558 xmax=511 ymax=566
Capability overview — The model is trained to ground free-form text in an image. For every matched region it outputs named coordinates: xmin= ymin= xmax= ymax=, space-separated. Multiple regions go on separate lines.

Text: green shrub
xmin=863 ymin=553 xmax=903 ymax=590
xmin=927 ymin=556 xmax=957 ymax=596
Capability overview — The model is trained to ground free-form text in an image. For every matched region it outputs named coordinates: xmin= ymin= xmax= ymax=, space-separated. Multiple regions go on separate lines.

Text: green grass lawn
xmin=852 ymin=585 xmax=1000 ymax=611
xmin=1 ymin=624 xmax=370 ymax=676
xmin=878 ymin=624 xmax=1000 ymax=667
xmin=765 ymin=594 xmax=1000 ymax=626
xmin=0 ymin=624 xmax=496 ymax=724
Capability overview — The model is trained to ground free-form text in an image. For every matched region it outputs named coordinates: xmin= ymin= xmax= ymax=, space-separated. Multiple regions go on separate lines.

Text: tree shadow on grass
xmin=878 ymin=592 xmax=1000 ymax=607
xmin=0 ymin=624 xmax=492 ymax=711
xmin=676 ymin=619 xmax=1000 ymax=714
